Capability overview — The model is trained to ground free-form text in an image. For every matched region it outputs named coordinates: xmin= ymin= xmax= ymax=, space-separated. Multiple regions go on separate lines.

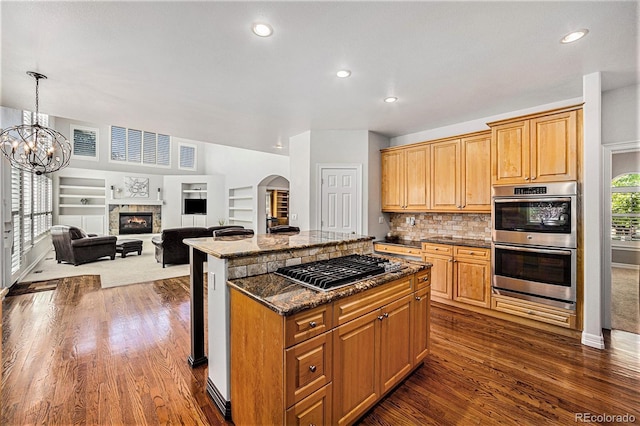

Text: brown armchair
xmin=51 ymin=225 xmax=117 ymax=266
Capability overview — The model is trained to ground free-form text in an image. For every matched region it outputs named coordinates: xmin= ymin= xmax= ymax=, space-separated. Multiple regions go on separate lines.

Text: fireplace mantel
xmin=109 ymin=199 xmax=163 ymax=206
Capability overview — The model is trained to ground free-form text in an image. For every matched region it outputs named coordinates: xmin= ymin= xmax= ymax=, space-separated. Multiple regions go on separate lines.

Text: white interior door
xmin=320 ymin=167 xmax=359 ymax=234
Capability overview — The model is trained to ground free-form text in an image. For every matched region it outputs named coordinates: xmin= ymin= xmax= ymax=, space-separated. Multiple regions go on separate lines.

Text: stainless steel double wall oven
xmin=491 ymin=182 xmax=578 ymax=309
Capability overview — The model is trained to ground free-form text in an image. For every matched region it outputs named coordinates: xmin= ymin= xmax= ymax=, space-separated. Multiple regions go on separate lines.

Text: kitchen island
xmin=183 ymin=230 xmax=379 ymax=419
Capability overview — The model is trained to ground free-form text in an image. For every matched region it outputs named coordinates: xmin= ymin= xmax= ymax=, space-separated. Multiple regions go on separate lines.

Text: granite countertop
xmin=375 ymin=236 xmax=491 ymax=249
xmin=228 ymin=257 xmax=428 ymax=316
xmin=184 ymin=230 xmax=374 ymax=259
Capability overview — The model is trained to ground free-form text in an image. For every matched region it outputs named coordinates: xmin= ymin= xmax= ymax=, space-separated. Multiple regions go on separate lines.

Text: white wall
xmin=288 ymin=130 xmax=390 ymax=238
xmin=309 ymin=130 xmax=369 ymax=232
xmin=289 ymin=131 xmax=311 ymax=230
xmin=368 ymin=132 xmax=391 ymax=238
xmin=201 ymin=139 xmax=289 ymax=231
xmin=602 ymin=84 xmax=640 ymax=145
xmin=54 ymin=116 xmax=208 ymax=175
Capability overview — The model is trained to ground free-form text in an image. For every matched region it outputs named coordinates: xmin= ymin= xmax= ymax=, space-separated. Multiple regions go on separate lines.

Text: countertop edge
xmin=228 ymin=260 xmax=429 ymax=317
xmin=185 ymin=234 xmax=375 ymax=259
xmin=375 ymin=237 xmax=491 ymax=249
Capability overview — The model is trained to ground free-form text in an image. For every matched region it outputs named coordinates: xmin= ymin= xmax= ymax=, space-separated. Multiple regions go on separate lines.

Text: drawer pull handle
xmin=309 ymin=321 xmax=317 ymax=328
xmin=415 ymin=296 xmax=421 ymax=301
xmin=309 ymin=365 xmax=317 ymax=373
xmin=378 ymin=315 xmax=384 ymax=321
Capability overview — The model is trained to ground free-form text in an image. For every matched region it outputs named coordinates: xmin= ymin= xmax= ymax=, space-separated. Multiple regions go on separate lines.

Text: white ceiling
xmin=1 ymin=1 xmax=638 ymax=156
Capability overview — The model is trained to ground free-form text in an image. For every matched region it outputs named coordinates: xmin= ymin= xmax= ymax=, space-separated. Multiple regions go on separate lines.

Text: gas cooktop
xmin=275 ymin=254 xmax=403 ymax=292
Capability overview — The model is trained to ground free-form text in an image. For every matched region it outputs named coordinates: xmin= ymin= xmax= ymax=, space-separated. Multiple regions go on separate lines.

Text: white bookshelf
xmin=228 ymin=186 xmax=254 ymax=227
xmin=57 ymin=176 xmax=106 ymax=234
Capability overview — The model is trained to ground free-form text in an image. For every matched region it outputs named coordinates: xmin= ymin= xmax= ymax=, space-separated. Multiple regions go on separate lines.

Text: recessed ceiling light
xmin=384 ymin=97 xmax=398 ymax=103
xmin=336 ymin=70 xmax=351 ymax=78
xmin=560 ymin=29 xmax=589 ymax=44
xmin=274 ymin=143 xmax=283 ymax=149
xmin=252 ymin=22 xmax=273 ymax=37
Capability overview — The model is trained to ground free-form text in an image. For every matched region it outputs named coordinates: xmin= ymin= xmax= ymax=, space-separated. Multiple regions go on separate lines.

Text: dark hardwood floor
xmin=2 ymin=276 xmax=639 ymax=425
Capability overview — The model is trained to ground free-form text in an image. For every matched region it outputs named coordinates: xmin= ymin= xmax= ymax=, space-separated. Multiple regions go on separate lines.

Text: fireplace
xmin=119 ymin=212 xmax=153 ymax=234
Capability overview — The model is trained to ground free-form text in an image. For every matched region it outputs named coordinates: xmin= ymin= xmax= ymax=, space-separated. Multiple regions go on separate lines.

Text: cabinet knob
xmin=434 ymin=248 xmax=439 ymax=251
xmin=469 ymin=251 xmax=474 ymax=255
xmin=383 ymin=312 xmax=389 ymax=318
xmin=309 ymin=365 xmax=317 ymax=373
xmin=448 ymin=259 xmax=453 ymax=263
xmin=524 ymin=176 xmax=530 ymax=181
xmin=531 ymin=176 xmax=537 ymax=180
xmin=415 ymin=296 xmax=422 ymax=301
xmin=378 ymin=315 xmax=384 ymax=321
xmin=527 ymin=310 xmax=535 ymax=315
xmin=309 ymin=321 xmax=317 ymax=328
xmin=422 ymin=277 xmax=429 ymax=282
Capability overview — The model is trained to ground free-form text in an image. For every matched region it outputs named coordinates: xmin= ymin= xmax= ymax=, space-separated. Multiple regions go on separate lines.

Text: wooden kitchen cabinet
xmin=231 ymin=269 xmax=431 ymax=426
xmin=430 ymin=139 xmax=461 ymax=211
xmin=381 ymin=145 xmax=429 ymax=212
xmin=333 ymin=293 xmax=416 ymax=425
xmin=490 ymin=107 xmax=580 ymax=185
xmin=422 ymin=243 xmax=490 ymax=308
xmin=412 ymin=286 xmax=431 ymax=364
xmin=453 ymin=247 xmax=491 ymax=308
xmin=422 ymin=243 xmax=454 ymax=300
xmin=460 ymin=132 xmax=491 ymax=212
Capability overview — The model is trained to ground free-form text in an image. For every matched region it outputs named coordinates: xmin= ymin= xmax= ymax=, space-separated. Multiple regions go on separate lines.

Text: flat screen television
xmin=184 ymin=198 xmax=207 ymax=215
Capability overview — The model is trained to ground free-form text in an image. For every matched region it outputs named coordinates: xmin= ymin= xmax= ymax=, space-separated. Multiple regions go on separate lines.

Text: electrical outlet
xmin=378 ymin=216 xmax=384 ymax=224
xmin=409 ymin=217 xmax=416 ymax=226
xmin=291 ymin=213 xmax=298 ymax=220
xmin=405 ymin=217 xmax=410 ymax=224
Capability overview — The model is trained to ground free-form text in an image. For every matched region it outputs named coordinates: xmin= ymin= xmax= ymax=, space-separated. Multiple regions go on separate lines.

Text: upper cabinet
xmin=381 ymin=145 xmax=429 ymax=212
xmin=490 ymin=107 xmax=581 ymax=185
xmin=382 ymin=131 xmax=490 ymax=213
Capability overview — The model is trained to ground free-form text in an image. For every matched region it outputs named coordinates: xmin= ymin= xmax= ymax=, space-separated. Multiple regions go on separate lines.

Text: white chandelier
xmin=0 ymin=71 xmax=71 ymax=175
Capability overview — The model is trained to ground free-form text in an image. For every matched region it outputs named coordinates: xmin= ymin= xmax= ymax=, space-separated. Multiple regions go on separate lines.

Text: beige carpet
xmin=611 ymin=266 xmax=640 ymax=335
xmin=21 ymin=234 xmax=199 ymax=288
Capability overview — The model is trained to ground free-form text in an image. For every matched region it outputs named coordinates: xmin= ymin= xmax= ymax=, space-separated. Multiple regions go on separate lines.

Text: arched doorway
xmin=257 ymin=175 xmax=290 ymax=234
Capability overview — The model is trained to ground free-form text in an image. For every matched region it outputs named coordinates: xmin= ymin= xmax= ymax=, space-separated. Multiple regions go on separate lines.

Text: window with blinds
xmin=179 ymin=143 xmax=196 ymax=170
xmin=110 ymin=126 xmax=171 ymax=167
xmin=10 ymin=121 xmax=53 ymax=275
xmin=70 ymin=125 xmax=98 ymax=159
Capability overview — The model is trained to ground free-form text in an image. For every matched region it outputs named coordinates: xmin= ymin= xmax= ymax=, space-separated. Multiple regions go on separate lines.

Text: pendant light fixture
xmin=0 ymin=71 xmax=71 ymax=175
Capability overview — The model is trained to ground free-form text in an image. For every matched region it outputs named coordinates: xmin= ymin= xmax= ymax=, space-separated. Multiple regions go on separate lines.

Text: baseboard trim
xmin=581 ymin=331 xmax=605 ymax=349
xmin=206 ymin=377 xmax=232 ymax=421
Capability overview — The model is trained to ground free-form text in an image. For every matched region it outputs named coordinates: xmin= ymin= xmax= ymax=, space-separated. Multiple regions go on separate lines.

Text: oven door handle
xmin=493 ymin=244 xmax=574 ymax=256
xmin=493 ymin=197 xmax=572 ymax=204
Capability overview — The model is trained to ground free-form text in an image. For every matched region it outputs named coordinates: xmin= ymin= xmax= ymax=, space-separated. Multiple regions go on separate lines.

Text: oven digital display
xmin=514 ymin=186 xmax=547 ymax=195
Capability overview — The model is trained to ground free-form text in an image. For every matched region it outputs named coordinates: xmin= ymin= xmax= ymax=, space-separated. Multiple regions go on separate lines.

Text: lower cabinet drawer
xmin=285 ymin=332 xmax=333 ymax=407
xmin=286 ymin=383 xmax=332 ymax=426
xmin=415 ymin=268 xmax=431 ymax=290
xmin=492 ymin=295 xmax=577 ymax=329
xmin=374 ymin=243 xmax=422 ymax=259
xmin=286 ymin=304 xmax=333 ymax=347
xmin=333 ymin=276 xmax=413 ymax=325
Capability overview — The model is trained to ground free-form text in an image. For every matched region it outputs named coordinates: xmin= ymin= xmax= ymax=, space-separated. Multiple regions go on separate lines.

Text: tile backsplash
xmin=389 ymin=212 xmax=491 ymax=241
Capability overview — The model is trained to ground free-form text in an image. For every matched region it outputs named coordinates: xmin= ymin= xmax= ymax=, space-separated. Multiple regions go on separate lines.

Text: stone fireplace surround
xmin=109 ymin=204 xmax=161 ymax=235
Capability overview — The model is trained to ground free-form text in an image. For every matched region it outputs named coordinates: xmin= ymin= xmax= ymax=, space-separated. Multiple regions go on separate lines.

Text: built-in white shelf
xmin=183 ymin=189 xmax=207 ymax=194
xmin=228 ymin=217 xmax=253 ymax=222
xmin=228 ymin=186 xmax=254 ymax=228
